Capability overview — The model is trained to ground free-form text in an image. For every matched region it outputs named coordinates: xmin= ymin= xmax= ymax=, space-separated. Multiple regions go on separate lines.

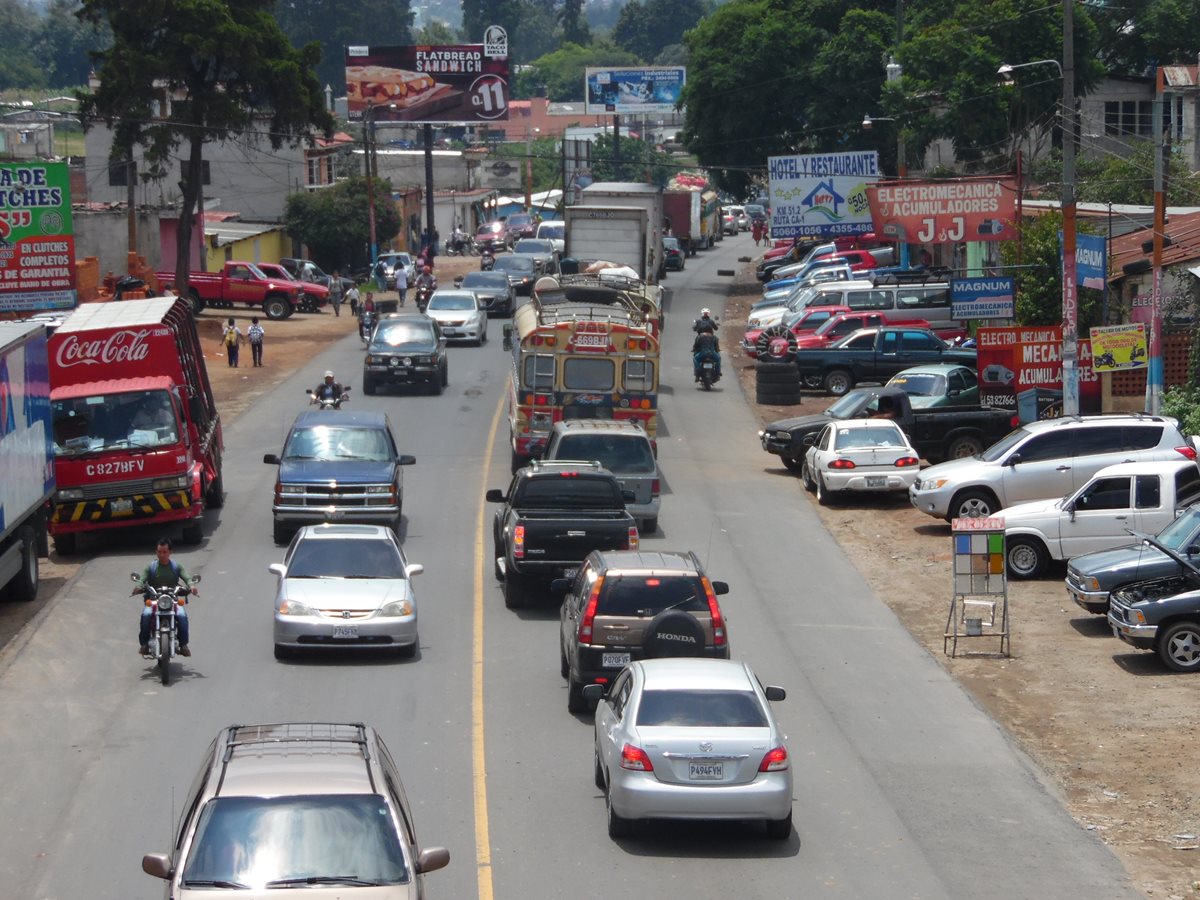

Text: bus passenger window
xmin=523 ymin=355 xmax=555 ymax=390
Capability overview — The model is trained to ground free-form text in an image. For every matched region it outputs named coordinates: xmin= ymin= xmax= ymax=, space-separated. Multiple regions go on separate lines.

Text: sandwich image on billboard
xmin=346 ymin=41 xmax=510 ymax=123
xmin=584 ymin=67 xmax=685 ymax=114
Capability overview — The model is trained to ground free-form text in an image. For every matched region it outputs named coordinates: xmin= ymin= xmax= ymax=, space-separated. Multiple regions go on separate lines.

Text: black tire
xmin=560 ymin=645 xmax=570 ymax=679
xmin=755 ymin=361 xmax=796 ymax=376
xmin=757 ymin=370 xmax=800 ymax=386
xmin=8 ymin=526 xmax=39 ymax=602
xmin=594 ymin=745 xmax=606 ymax=790
xmin=756 ymin=389 xmax=802 ymax=406
xmin=756 ymin=326 xmax=798 ymax=362
xmin=273 ymin=521 xmax=291 ymax=545
xmin=950 ymin=489 xmax=998 ymax=520
xmin=263 ymin=296 xmax=290 ymax=320
xmin=362 ymin=375 xmax=377 ymax=396
xmin=503 ymin=573 xmax=527 ymax=609
xmin=801 ymin=374 xmax=823 ymax=390
xmin=606 ymin=788 xmax=632 ymax=838
xmin=945 ymin=434 xmax=985 ymax=460
xmin=642 ymin=609 xmax=707 ymax=658
xmin=816 ymin=474 xmax=836 ymax=506
xmin=181 ymin=520 xmax=203 ymax=545
xmin=205 ymin=465 xmax=225 ymax=509
xmin=823 ymin=369 xmax=854 ymax=396
xmin=567 ymin=674 xmax=587 ymax=713
xmin=158 ymin=632 xmax=171 ymax=686
xmin=53 ymin=533 xmax=76 ymax=556
xmin=187 ymin=290 xmax=205 ymax=314
xmin=781 ymin=456 xmax=803 ymax=474
xmin=442 ymin=363 xmax=449 ymax=387
xmin=801 ymin=458 xmax=816 ymax=492
xmin=1006 ymin=536 xmax=1049 ymax=578
xmin=642 ymin=516 xmax=658 ymax=534
xmin=429 ymin=376 xmax=443 ymax=396
xmin=765 ymin=811 xmax=793 ymax=840
xmin=1157 ymin=620 xmax=1200 ymax=672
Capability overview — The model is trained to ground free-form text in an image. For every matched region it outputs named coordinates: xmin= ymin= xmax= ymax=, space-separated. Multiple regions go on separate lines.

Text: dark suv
xmin=363 ymin=313 xmax=448 ymax=395
xmin=556 ymin=550 xmax=731 ymax=713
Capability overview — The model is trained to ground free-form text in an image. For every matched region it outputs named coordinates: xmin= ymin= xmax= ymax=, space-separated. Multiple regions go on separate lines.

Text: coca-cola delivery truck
xmin=47 ymin=298 xmax=224 ymax=553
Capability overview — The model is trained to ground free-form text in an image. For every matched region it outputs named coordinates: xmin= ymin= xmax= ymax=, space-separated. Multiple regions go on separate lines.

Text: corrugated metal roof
xmin=1109 ymin=209 xmax=1200 ymax=280
xmin=204 ymin=220 xmax=285 ymax=248
xmin=57 ymin=298 xmax=177 ymax=333
xmin=1161 ymin=65 xmax=1199 ymax=89
xmin=51 ymin=375 xmax=175 ymax=399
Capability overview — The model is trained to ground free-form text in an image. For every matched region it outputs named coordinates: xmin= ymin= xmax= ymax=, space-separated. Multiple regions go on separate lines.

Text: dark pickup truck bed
xmin=487 ymin=463 xmax=637 ymax=608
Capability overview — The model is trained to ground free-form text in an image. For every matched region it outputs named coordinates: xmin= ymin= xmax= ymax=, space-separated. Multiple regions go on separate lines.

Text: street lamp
xmin=861 ymin=114 xmax=894 ymax=130
xmin=996 ymin=59 xmax=1063 ymax=82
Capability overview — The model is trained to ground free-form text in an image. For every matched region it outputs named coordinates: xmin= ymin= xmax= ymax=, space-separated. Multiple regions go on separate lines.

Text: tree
xmin=1086 ymin=0 xmax=1200 ymax=75
xmin=35 ymin=0 xmax=111 ymax=89
xmin=0 ymin=0 xmax=45 ymax=90
xmin=560 ymin=0 xmax=590 ymax=46
xmin=589 ymin=133 xmax=675 ymax=186
xmin=285 ymin=176 xmax=401 ymax=272
xmin=999 ymin=210 xmax=1103 ymax=327
xmin=516 ymin=42 xmax=640 ymax=100
xmin=78 ymin=0 xmax=333 ymax=297
xmin=612 ymin=0 xmax=708 ymax=63
xmin=414 ymin=20 xmax=461 ymax=43
xmin=1029 ymin=143 xmax=1200 ymax=208
xmin=274 ymin=0 xmax=415 ymax=94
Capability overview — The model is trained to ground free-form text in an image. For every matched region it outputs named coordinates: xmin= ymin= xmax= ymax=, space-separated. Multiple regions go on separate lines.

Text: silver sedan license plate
xmin=689 ymin=761 xmax=724 ymax=780
xmin=602 ymin=652 xmax=630 ymax=668
xmin=866 ymin=476 xmax=886 ymax=488
xmin=333 ymin=625 xmax=358 ymax=638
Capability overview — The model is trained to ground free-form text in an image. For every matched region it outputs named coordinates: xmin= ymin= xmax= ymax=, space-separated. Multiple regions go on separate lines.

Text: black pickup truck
xmin=486 ymin=461 xmax=639 ymax=608
xmin=1107 ymin=531 xmax=1200 ymax=672
xmin=794 ymin=326 xmax=978 ymax=396
xmin=759 ymin=387 xmax=1014 ymax=467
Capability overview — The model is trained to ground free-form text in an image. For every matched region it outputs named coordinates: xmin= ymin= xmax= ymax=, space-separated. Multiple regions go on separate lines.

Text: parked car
xmin=362 ymin=313 xmax=448 ymax=396
xmin=263 ymin=410 xmax=416 ymax=544
xmin=140 ymin=722 xmax=449 ymax=895
xmin=886 ymin=364 xmax=981 ymax=408
xmin=734 ymin=208 xmax=751 ymax=231
xmin=1067 ymin=503 xmax=1200 ymax=615
xmin=721 ymin=209 xmax=739 ymax=236
xmin=377 ymin=251 xmax=416 ymax=290
xmin=457 ymin=270 xmax=515 ymax=316
xmin=744 ymin=203 xmax=768 ymax=225
xmin=795 ymin=326 xmax=977 ymax=396
xmin=280 ymin=258 xmax=355 ymax=296
xmin=255 ymin=263 xmax=329 ymax=313
xmin=504 ymin=213 xmax=537 ymax=246
xmin=742 ymin=304 xmax=851 ymax=358
xmin=801 ymin=418 xmax=920 ymax=504
xmin=475 ymin=221 xmax=507 ymax=252
xmin=269 ymin=524 xmax=424 ymax=658
xmin=794 ymin=313 xmax=964 ymax=352
xmin=423 ymin=289 xmax=488 ymax=345
xmin=999 ymin=460 xmax=1200 ymax=578
xmin=662 ymin=236 xmax=685 ymax=271
xmin=586 ymin=658 xmax=793 ymax=839
xmin=492 ymin=254 xmax=539 ymax=296
xmin=1107 ymin=543 xmax=1200 ymax=672
xmin=154 ymin=261 xmax=304 ymax=320
xmin=909 ymin=414 xmax=1196 ymax=522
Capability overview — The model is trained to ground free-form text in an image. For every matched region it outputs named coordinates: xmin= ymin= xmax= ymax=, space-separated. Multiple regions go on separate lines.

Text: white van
xmin=535 ymin=220 xmax=565 ymax=254
xmin=796 ymin=278 xmax=958 ymax=326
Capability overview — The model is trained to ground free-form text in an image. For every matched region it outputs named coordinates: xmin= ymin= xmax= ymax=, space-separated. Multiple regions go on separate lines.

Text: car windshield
xmin=1156 ymin=506 xmax=1200 ymax=550
xmin=744 ymin=205 xmax=766 ymax=217
xmin=373 ymin=321 xmax=435 ymax=349
xmin=663 ymin=238 xmax=680 ymax=250
xmin=428 ymin=293 xmax=476 ymax=311
xmin=538 ymin=223 xmax=564 ymax=239
xmin=283 ymin=425 xmax=393 ymax=462
xmin=477 ymin=223 xmax=503 ymax=236
xmin=835 ymin=425 xmax=906 ymax=449
xmin=287 ymin=538 xmax=406 ymax=578
xmin=979 ymin=427 xmax=1032 ymax=462
xmin=461 ymin=272 xmax=509 ymax=288
xmin=380 ymin=254 xmax=410 ymax=270
xmin=636 ymin=690 xmax=768 ymax=727
xmin=554 ymin=434 xmax=655 ymax=474
xmin=495 ymin=257 xmax=534 ymax=273
xmin=180 ymin=794 xmax=409 ymax=889
xmin=599 ymin=575 xmax=706 ymax=615
xmin=888 ymin=373 xmax=946 ymax=397
xmin=515 ymin=240 xmax=553 ymax=254
xmin=508 ymin=215 xmax=532 ymax=227
xmin=824 ymin=391 xmax=876 ymax=418
xmin=52 ymin=389 xmax=180 ymax=454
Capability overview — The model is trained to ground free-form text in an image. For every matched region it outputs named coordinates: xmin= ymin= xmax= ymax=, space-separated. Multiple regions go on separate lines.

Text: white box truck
xmin=563 ymin=205 xmax=650 ymax=282
xmin=579 ymin=182 xmax=664 ymax=283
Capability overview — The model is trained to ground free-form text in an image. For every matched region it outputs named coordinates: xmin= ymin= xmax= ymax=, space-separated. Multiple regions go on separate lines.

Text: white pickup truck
xmin=1001 ymin=459 xmax=1200 ymax=578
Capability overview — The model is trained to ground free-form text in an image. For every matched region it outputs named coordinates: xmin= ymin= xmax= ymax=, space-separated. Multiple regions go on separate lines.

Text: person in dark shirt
xmin=134 ymin=537 xmax=198 ymax=655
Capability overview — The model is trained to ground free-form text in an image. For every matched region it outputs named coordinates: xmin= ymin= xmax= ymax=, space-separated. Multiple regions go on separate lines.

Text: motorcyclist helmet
xmin=423 ymin=265 xmax=432 ymax=274
xmin=323 ymin=370 xmax=335 ymax=382
xmin=701 ymin=308 xmax=712 ymax=317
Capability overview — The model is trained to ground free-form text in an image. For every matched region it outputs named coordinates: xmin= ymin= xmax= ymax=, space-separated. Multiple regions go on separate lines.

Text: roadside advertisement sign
xmin=766 ymin=152 xmax=879 ymax=239
xmin=0 ymin=161 xmax=75 ymax=313
xmin=1090 ymin=323 xmax=1147 ymax=372
xmin=345 ymin=36 xmax=510 ymax=123
xmin=976 ymin=326 xmax=1100 ymax=422
xmin=584 ymin=67 xmax=685 ymax=114
xmin=1074 ymin=231 xmax=1106 ymax=290
xmin=951 ymin=277 xmax=1015 ymax=320
xmin=865 ymin=177 xmax=1018 ymax=245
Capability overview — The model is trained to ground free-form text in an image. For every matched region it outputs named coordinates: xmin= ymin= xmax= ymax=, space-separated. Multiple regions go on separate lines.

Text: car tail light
xmin=651 ymin=478 xmax=660 ymax=497
xmin=620 ymin=743 xmax=654 ymax=772
xmin=894 ymin=456 xmax=920 ymax=467
xmin=1010 ymin=415 xmax=1021 ymax=428
xmin=759 ymin=746 xmax=789 ymax=772
xmin=513 ymin=525 xmax=525 ymax=559
xmin=1175 ymin=445 xmax=1197 ymax=460
xmin=578 ymin=577 xmax=604 ymax=642
xmin=828 ymin=458 xmax=856 ymax=469
xmin=627 ymin=526 xmax=639 ymax=550
xmin=702 ymin=577 xmax=726 ymax=647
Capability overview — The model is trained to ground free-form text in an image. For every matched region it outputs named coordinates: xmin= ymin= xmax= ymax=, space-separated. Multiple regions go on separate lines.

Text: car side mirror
xmin=710 ymin=580 xmax=729 ymax=595
xmin=1005 ymin=452 xmax=1022 ymax=467
xmin=1188 ymin=545 xmax=1200 ymax=556
xmin=764 ymin=686 xmax=786 ymax=702
xmin=406 ymin=564 xmax=424 ymax=578
xmin=415 ymin=847 xmax=450 ymax=874
xmin=453 ymin=276 xmax=464 ymax=287
xmin=948 ymin=389 xmax=961 ymax=397
xmin=582 ymin=683 xmax=606 ymax=703
xmin=1065 ymin=501 xmax=1076 ymax=521
xmin=550 ymin=578 xmax=571 ymax=595
xmin=263 ymin=453 xmax=280 ymax=465
xmin=801 ymin=435 xmax=815 ymax=447
xmin=141 ymin=853 xmax=172 ymax=880
xmin=485 ymin=489 xmax=506 ymax=503
xmin=188 ymin=396 xmax=204 ymax=424
xmin=397 ymin=454 xmax=416 ymax=466
xmin=268 ymin=563 xmax=286 ymax=577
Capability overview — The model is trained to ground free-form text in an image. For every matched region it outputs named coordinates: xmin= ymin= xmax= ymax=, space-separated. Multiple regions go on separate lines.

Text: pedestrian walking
xmin=347 ymin=283 xmax=360 ymax=317
xmin=395 ymin=262 xmax=409 ymax=307
xmin=420 ymin=228 xmax=430 ymax=253
xmin=430 ymin=228 xmax=440 ymax=261
xmin=247 ymin=316 xmax=265 ymax=367
xmin=329 ymin=270 xmax=344 ymax=317
xmin=751 ymin=219 xmax=764 ymax=246
xmin=373 ymin=258 xmax=387 ymax=292
xmin=222 ymin=317 xmax=244 ymax=368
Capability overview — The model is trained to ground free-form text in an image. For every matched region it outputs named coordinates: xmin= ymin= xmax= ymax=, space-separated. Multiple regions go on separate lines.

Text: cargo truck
xmin=663 ymin=189 xmax=703 ymax=255
xmin=47 ymin=298 xmax=224 ymax=553
xmin=579 ymin=182 xmax=665 ymax=283
xmin=563 ymin=206 xmax=651 ymax=283
xmin=0 ymin=322 xmax=54 ymax=602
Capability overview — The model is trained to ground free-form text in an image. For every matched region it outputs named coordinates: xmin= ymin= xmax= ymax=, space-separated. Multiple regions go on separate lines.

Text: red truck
xmin=663 ymin=189 xmax=704 ymax=255
xmin=46 ymin=298 xmax=224 ymax=553
xmin=155 ymin=261 xmax=304 ymax=320
xmin=255 ymin=262 xmax=330 ymax=313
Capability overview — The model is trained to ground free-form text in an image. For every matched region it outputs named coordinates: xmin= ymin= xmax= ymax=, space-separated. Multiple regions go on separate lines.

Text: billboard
xmin=766 ymin=152 xmax=879 ymax=239
xmin=976 ymin=326 xmax=1100 ymax=422
xmin=866 ymin=178 xmax=1018 ymax=245
xmin=951 ymin=277 xmax=1015 ymax=320
xmin=1075 ymin=231 xmax=1107 ymax=290
xmin=0 ymin=161 xmax=75 ymax=313
xmin=345 ymin=38 xmax=510 ymax=123
xmin=1090 ymin=323 xmax=1147 ymax=372
xmin=584 ymin=67 xmax=685 ymax=114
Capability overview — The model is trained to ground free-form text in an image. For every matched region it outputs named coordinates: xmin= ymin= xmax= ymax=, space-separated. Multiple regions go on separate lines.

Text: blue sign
xmin=951 ymin=277 xmax=1015 ymax=320
xmin=1075 ymin=232 xmax=1107 ymax=290
xmin=584 ymin=67 xmax=685 ymax=114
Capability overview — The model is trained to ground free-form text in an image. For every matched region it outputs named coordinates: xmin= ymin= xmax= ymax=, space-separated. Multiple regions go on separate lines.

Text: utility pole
xmin=126 ymin=148 xmax=136 ymax=259
xmin=424 ymin=123 xmax=435 ymax=254
xmin=613 ymin=114 xmax=620 ymax=175
xmin=366 ymin=102 xmax=378 ymax=267
xmin=1060 ymin=0 xmax=1079 ymax=416
xmin=1148 ymin=67 xmax=1167 ymax=414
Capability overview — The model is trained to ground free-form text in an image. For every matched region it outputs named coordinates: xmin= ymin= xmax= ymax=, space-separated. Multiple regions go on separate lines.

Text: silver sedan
xmin=423 ymin=290 xmax=488 ymax=345
xmin=270 ymin=524 xmax=423 ymax=658
xmin=586 ymin=658 xmax=793 ymax=839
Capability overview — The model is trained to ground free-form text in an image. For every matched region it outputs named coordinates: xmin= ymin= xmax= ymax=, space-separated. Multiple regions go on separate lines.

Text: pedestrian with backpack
xmin=247 ymin=317 xmax=265 ymax=367
xmin=222 ymin=317 xmax=244 ymax=367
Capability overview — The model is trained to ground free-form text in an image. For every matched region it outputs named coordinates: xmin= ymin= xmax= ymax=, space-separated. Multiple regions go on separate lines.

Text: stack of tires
xmin=755 ymin=361 xmax=801 ymax=406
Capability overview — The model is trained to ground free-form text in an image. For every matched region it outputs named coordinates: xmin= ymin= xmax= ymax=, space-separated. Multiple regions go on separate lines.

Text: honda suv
xmin=909 ymin=414 xmax=1196 ymax=521
xmin=141 ymin=722 xmax=449 ymax=896
xmin=556 ymin=550 xmax=731 ymax=713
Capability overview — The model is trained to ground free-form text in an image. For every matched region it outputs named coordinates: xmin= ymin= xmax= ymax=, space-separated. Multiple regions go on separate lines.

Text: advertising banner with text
xmin=1090 ymin=323 xmax=1147 ymax=372
xmin=0 ymin=161 xmax=75 ymax=313
xmin=866 ymin=178 xmax=1018 ymax=245
xmin=766 ymin=152 xmax=879 ymax=239
xmin=584 ymin=67 xmax=685 ymax=114
xmin=977 ymin=326 xmax=1100 ymax=422
xmin=951 ymin=277 xmax=1015 ymax=320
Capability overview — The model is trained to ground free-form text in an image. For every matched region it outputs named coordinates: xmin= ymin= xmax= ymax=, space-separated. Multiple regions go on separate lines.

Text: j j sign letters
xmin=866 ymin=178 xmax=1017 ymax=245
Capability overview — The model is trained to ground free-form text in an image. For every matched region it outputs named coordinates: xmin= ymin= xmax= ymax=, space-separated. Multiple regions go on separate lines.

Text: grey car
xmin=423 ymin=289 xmax=487 ymax=345
xmin=141 ymin=722 xmax=449 ymax=897
xmin=586 ymin=658 xmax=793 ymax=839
xmin=270 ymin=524 xmax=423 ymax=658
xmin=458 ymin=270 xmax=515 ymax=316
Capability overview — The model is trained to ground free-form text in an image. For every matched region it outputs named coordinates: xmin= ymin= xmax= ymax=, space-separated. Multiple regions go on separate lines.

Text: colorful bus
xmin=504 ymin=275 xmax=661 ymax=471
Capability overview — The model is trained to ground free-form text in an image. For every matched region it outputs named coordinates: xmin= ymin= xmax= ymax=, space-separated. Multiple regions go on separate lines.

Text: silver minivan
xmin=797 ymin=279 xmax=956 ymax=325
xmin=543 ymin=420 xmax=661 ymax=532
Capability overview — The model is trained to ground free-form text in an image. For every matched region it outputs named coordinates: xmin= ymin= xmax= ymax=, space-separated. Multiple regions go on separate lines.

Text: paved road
xmin=0 ymin=235 xmax=1139 ymax=899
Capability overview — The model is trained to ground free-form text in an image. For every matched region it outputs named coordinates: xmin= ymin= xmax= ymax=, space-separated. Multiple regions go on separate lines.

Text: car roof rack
xmin=528 ymin=459 xmax=605 ymax=471
xmin=219 ymin=722 xmax=375 ymax=792
xmin=870 ymin=269 xmax=952 ymax=286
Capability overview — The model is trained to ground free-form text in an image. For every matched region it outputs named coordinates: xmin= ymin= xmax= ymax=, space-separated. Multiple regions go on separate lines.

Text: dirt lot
xmin=727 ymin=275 xmax=1200 ymax=899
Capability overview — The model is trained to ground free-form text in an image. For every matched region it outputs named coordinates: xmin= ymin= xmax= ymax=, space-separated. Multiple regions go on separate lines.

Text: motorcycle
xmin=480 ymin=249 xmax=496 ymax=271
xmin=307 ymin=386 xmax=351 ymax=410
xmin=359 ymin=309 xmax=377 ymax=343
xmin=132 ymin=572 xmax=200 ymax=686
xmin=698 ymin=356 xmax=721 ymax=391
xmin=415 ymin=284 xmax=434 ymax=313
xmin=446 ymin=235 xmax=477 ymax=257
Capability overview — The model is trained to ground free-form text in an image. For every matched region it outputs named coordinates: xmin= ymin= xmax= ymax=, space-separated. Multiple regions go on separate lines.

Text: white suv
xmin=909 ymin=415 xmax=1196 ymax=521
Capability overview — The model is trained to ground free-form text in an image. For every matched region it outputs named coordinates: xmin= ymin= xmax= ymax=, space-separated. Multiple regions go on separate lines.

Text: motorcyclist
xmin=312 ymin=370 xmax=344 ymax=404
xmin=693 ymin=307 xmax=719 ymax=334
xmin=692 ymin=320 xmax=721 ymax=382
xmin=134 ymin=537 xmax=197 ymax=656
xmin=451 ymin=224 xmax=467 ymax=254
xmin=480 ymin=247 xmax=495 ymax=271
xmin=415 ymin=265 xmax=438 ymax=293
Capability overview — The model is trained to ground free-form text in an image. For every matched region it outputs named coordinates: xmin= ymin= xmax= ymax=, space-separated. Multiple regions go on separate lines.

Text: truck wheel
xmin=1158 ymin=620 xmax=1200 ymax=672
xmin=273 ymin=521 xmax=291 ymax=545
xmin=823 ymin=369 xmax=854 ymax=396
xmin=945 ymin=434 xmax=985 ymax=460
xmin=8 ymin=526 xmax=39 ymax=602
xmin=781 ymin=456 xmax=802 ymax=474
xmin=362 ymin=375 xmax=377 ymax=396
xmin=503 ymin=573 xmax=527 ymax=609
xmin=53 ymin=533 xmax=77 ymax=556
xmin=187 ymin=290 xmax=205 ymax=314
xmin=263 ymin=296 xmax=290 ymax=320
xmin=1006 ymin=536 xmax=1048 ymax=578
xmin=181 ymin=520 xmax=204 ymax=545
xmin=951 ymin=489 xmax=997 ymax=520
xmin=205 ymin=466 xmax=225 ymax=509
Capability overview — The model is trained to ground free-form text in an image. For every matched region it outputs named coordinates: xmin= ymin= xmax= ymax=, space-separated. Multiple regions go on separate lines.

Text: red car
xmin=810 ymin=248 xmax=885 ymax=272
xmin=475 ymin=221 xmax=507 ymax=252
xmin=503 ymin=213 xmax=537 ymax=246
xmin=742 ymin=306 xmax=853 ymax=358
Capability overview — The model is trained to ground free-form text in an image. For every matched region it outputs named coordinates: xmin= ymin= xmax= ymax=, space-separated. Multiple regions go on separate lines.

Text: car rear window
xmin=516 ymin=477 xmax=622 ymax=509
xmin=554 ymin=434 xmax=655 ymax=474
xmin=598 ymin=575 xmax=707 ymax=615
xmin=636 ymin=690 xmax=767 ymax=727
xmin=835 ymin=425 xmax=905 ymax=449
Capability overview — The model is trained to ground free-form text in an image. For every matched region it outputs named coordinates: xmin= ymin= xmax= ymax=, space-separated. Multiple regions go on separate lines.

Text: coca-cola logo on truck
xmin=55 ymin=328 xmax=162 ymax=368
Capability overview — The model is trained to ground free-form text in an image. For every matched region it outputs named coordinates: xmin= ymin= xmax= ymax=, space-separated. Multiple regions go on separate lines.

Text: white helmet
xmin=324 ymin=370 xmax=334 ymax=379
xmin=701 ymin=308 xmax=711 ymax=316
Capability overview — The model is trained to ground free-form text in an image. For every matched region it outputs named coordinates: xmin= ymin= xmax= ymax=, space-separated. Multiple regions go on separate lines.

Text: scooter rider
xmin=692 ymin=317 xmax=721 ymax=382
xmin=134 ymin=537 xmax=198 ymax=656
xmin=312 ymin=370 xmax=344 ymax=404
xmin=693 ymin=307 xmax=719 ymax=334
xmin=415 ymin=265 xmax=438 ymax=293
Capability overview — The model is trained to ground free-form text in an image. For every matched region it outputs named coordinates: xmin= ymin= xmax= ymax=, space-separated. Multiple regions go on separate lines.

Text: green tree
xmin=491 ymin=135 xmax=561 ymax=193
xmin=1086 ymin=0 xmax=1200 ymax=75
xmin=590 ymin=133 xmax=674 ymax=186
xmin=35 ymin=0 xmax=111 ymax=89
xmin=1029 ymin=143 xmax=1200 ymax=208
xmin=285 ymin=176 xmax=401 ymax=272
xmin=612 ymin=0 xmax=708 ymax=63
xmin=999 ymin=210 xmax=1103 ymax=327
xmin=414 ymin=20 xmax=461 ymax=43
xmin=78 ymin=0 xmax=333 ymax=296
xmin=516 ymin=41 xmax=640 ymax=100
xmin=275 ymin=0 xmax=415 ymax=94
xmin=560 ymin=0 xmax=590 ymax=46
xmin=0 ymin=0 xmax=46 ymax=90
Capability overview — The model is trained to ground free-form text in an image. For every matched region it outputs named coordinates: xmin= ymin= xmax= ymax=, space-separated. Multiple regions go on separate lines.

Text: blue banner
xmin=1075 ymin=232 xmax=1107 ymax=290
xmin=584 ymin=67 xmax=685 ymax=114
xmin=951 ymin=277 xmax=1015 ymax=320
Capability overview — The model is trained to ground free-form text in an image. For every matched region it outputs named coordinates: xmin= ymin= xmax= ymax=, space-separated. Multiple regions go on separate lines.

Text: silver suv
xmin=142 ymin=723 xmax=449 ymax=896
xmin=910 ymin=414 xmax=1195 ymax=521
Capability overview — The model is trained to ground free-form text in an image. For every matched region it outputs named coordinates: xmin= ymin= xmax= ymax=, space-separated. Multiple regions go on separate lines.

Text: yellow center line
xmin=473 ymin=390 xmax=507 ymax=900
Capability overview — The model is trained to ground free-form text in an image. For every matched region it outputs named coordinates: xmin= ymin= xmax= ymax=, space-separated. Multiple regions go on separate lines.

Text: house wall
xmin=72 ymin=208 xmax=163 ymax=274
xmin=371 ymin=149 xmax=471 ymax=191
xmin=205 ymin=228 xmax=290 ymax=270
